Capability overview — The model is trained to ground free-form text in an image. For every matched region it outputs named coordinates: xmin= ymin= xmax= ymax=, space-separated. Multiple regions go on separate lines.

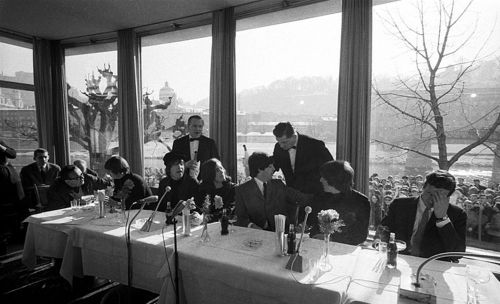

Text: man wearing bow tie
xmin=272 ymin=122 xmax=333 ymax=222
xmin=171 ymin=115 xmax=219 ymax=179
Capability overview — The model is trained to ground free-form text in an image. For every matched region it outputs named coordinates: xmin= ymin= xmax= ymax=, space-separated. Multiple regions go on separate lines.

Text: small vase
xmin=201 ymin=217 xmax=211 ymax=242
xmin=318 ymin=233 xmax=332 ymax=271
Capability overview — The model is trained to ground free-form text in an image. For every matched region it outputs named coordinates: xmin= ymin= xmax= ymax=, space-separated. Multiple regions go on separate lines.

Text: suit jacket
xmin=47 ymin=179 xmax=81 ymax=211
xmin=235 ymin=178 xmax=310 ymax=232
xmin=381 ymin=197 xmax=467 ymax=260
xmin=273 ymin=133 xmax=333 ymax=195
xmin=309 ymin=190 xmax=371 ymax=246
xmin=171 ymin=135 xmax=220 ymax=163
xmin=21 ymin=162 xmax=61 ymax=188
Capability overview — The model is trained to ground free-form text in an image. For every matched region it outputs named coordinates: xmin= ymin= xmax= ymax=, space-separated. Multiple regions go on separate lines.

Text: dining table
xmin=22 ymin=205 xmax=500 ymax=304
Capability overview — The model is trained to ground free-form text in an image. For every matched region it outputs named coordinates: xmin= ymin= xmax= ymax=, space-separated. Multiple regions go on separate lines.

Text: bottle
xmin=287 ymin=224 xmax=296 ymax=255
xmin=220 ymin=209 xmax=229 ymax=235
xmin=387 ymin=232 xmax=397 ymax=268
xmin=165 ymin=201 xmax=173 ymax=225
xmin=182 ymin=207 xmax=191 ymax=236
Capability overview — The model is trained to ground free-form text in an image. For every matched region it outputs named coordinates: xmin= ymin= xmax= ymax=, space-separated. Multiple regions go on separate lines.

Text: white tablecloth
xmin=23 ymin=208 xmax=500 ymax=304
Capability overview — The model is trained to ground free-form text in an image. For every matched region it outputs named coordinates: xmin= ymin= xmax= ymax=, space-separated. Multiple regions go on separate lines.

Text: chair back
xmin=34 ymin=184 xmax=50 ymax=212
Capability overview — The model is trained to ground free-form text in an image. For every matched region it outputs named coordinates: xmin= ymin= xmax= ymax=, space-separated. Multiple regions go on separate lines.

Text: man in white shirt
xmin=235 ymin=152 xmax=310 ymax=231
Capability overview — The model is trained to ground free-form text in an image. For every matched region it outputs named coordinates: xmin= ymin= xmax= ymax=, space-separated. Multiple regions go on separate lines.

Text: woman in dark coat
xmin=195 ymin=158 xmax=235 ymax=222
xmin=309 ymin=160 xmax=371 ymax=246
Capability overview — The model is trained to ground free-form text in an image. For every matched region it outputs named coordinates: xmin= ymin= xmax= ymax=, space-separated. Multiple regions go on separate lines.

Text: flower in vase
xmin=317 ymin=209 xmax=345 ymax=235
xmin=214 ymin=195 xmax=224 ymax=210
xmin=202 ymin=194 xmax=212 ymax=222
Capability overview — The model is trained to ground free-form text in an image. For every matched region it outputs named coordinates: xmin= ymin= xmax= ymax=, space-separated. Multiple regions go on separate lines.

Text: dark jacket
xmin=195 ymin=180 xmax=235 ymax=222
xmin=47 ymin=179 xmax=82 ymax=211
xmin=171 ymin=135 xmax=220 ymax=164
xmin=309 ymin=190 xmax=371 ymax=246
xmin=81 ymin=170 xmax=112 ymax=195
xmin=235 ymin=178 xmax=310 ymax=232
xmin=157 ymin=174 xmax=199 ymax=213
xmin=381 ymin=197 xmax=467 ymax=260
xmin=113 ymin=173 xmax=152 ymax=210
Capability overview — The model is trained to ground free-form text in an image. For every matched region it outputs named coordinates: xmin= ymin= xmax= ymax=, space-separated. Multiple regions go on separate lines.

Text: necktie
xmin=287 ymin=146 xmax=296 ymax=151
xmin=189 ymin=138 xmax=199 ymax=142
xmin=411 ymin=207 xmax=431 ymax=257
xmin=40 ymin=168 xmax=47 ymax=184
xmin=263 ymin=182 xmax=267 ymax=199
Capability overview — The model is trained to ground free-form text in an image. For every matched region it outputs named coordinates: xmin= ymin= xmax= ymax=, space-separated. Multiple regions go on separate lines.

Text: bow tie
xmin=189 ymin=138 xmax=200 ymax=142
xmin=287 ymin=146 xmax=297 ymax=151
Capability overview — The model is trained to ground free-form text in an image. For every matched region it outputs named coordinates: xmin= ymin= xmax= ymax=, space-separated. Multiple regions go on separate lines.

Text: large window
xmin=0 ymin=37 xmax=36 ymax=171
xmin=65 ymin=43 xmax=118 ymax=175
xmin=141 ymin=26 xmax=212 ymax=186
xmin=235 ymin=2 xmax=340 ymax=183
xmin=371 ymin=0 xmax=500 ymax=251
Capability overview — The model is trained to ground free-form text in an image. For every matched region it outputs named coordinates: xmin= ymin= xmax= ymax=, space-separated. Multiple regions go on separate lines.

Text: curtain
xmin=33 ymin=38 xmax=70 ymax=166
xmin=210 ymin=8 xmax=237 ymax=179
xmin=118 ymin=29 xmax=144 ymax=176
xmin=336 ymin=0 xmax=372 ymax=195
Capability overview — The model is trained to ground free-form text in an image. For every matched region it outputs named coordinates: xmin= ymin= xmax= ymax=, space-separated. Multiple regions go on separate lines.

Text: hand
xmin=432 ymin=191 xmax=449 ymax=218
xmin=190 ymin=211 xmax=203 ymax=226
xmin=185 ymin=160 xmax=198 ymax=170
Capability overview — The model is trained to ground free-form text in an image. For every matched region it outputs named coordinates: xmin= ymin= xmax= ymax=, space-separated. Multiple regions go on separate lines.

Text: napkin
xmin=274 ymin=214 xmax=286 ymax=255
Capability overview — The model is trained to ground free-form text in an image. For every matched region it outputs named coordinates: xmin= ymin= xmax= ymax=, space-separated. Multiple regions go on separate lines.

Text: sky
xmin=1 ymin=0 xmax=499 ymax=105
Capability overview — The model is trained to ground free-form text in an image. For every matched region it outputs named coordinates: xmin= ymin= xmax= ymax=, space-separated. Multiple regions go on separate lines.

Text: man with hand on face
xmin=171 ymin=115 xmax=219 ymax=179
xmin=47 ymin=165 xmax=84 ymax=211
xmin=235 ymin=152 xmax=311 ymax=232
xmin=379 ymin=170 xmax=467 ymax=261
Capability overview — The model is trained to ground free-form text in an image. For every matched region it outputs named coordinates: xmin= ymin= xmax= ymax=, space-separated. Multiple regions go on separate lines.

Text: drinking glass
xmin=466 ymin=265 xmax=491 ymax=304
xmin=70 ymin=199 xmax=79 ymax=210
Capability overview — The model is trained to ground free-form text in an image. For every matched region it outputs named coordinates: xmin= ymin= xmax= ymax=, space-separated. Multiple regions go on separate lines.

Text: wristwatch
xmin=436 ymin=215 xmax=449 ymax=222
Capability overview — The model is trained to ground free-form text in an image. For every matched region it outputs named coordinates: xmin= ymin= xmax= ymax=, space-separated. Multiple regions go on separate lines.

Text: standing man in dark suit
xmin=20 ymin=148 xmax=61 ymax=208
xmin=380 ymin=170 xmax=467 ymax=261
xmin=171 ymin=115 xmax=219 ymax=179
xmin=235 ymin=152 xmax=310 ymax=231
xmin=272 ymin=122 xmax=333 ymax=222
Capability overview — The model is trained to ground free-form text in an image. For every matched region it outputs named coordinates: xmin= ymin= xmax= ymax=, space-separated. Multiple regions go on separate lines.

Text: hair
xmin=424 ymin=170 xmax=456 ymax=197
xmin=162 ymin=152 xmax=185 ymax=176
xmin=73 ymin=159 xmax=87 ymax=171
xmin=200 ymin=158 xmax=229 ymax=185
xmin=272 ymin=122 xmax=295 ymax=138
xmin=187 ymin=115 xmax=203 ymax=125
xmin=60 ymin=165 xmax=79 ymax=180
xmin=319 ymin=160 xmax=354 ymax=193
xmin=33 ymin=148 xmax=48 ymax=158
xmin=248 ymin=152 xmax=273 ymax=178
xmin=104 ymin=155 xmax=130 ymax=175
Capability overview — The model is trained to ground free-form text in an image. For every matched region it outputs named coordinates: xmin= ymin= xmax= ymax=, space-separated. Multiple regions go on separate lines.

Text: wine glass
xmin=466 ymin=265 xmax=491 ymax=304
xmin=227 ymin=209 xmax=237 ymax=233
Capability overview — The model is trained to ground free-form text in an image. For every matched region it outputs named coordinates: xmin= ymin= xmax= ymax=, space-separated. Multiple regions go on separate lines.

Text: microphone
xmin=286 ymin=206 xmax=312 ymax=273
xmin=296 ymin=206 xmax=312 ymax=253
xmin=138 ymin=195 xmax=159 ymax=205
xmin=171 ymin=200 xmax=187 ymax=217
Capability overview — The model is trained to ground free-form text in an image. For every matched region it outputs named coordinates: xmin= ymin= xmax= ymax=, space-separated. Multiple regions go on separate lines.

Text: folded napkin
xmin=274 ymin=214 xmax=286 ymax=255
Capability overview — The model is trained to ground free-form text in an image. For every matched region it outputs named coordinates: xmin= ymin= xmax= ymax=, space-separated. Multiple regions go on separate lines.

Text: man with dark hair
xmin=20 ymin=148 xmax=61 ymax=207
xmin=171 ymin=115 xmax=219 ymax=179
xmin=157 ymin=152 xmax=199 ymax=212
xmin=272 ymin=122 xmax=333 ymax=221
xmin=308 ymin=160 xmax=370 ymax=246
xmin=235 ymin=152 xmax=310 ymax=231
xmin=379 ymin=170 xmax=467 ymax=260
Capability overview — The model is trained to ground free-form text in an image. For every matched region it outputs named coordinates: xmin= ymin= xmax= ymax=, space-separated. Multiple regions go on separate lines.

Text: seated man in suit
xmin=235 ymin=152 xmax=311 ymax=232
xmin=20 ymin=148 xmax=61 ymax=208
xmin=47 ymin=165 xmax=84 ymax=211
xmin=171 ymin=115 xmax=219 ymax=179
xmin=73 ymin=159 xmax=111 ymax=195
xmin=379 ymin=170 xmax=467 ymax=260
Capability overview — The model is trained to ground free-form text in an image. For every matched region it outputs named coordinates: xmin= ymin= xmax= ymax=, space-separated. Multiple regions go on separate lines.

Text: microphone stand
xmin=125 ymin=201 xmax=148 ymax=287
xmin=170 ymin=214 xmax=180 ymax=304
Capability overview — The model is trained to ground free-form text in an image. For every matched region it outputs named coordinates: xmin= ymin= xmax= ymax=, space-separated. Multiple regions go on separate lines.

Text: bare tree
xmin=373 ymin=0 xmax=500 ymax=171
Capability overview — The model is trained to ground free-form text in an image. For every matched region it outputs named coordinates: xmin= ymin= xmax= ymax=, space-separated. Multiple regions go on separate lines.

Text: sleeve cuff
xmin=247 ymin=222 xmax=254 ymax=228
xmin=436 ymin=218 xmax=451 ymax=228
